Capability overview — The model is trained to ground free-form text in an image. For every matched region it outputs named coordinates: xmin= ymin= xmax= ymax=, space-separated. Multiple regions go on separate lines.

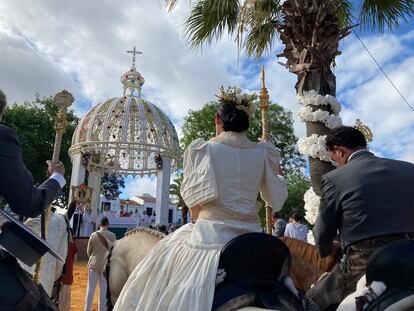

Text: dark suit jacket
xmin=313 ymin=150 xmax=414 ymax=257
xmin=0 ymin=124 xmax=61 ymax=218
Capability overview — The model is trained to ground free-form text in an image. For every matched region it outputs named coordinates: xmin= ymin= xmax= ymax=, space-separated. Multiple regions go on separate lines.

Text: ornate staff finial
xmin=126 ymin=46 xmax=143 ymax=68
xmin=258 ymin=65 xmax=273 ymax=235
xmin=260 ymin=64 xmax=266 ymax=89
xmin=355 ymin=119 xmax=373 ymax=142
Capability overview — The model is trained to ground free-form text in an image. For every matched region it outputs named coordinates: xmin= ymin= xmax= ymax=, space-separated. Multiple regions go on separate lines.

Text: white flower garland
xmin=297 ymin=106 xmax=342 ymax=129
xmin=307 ymin=231 xmax=315 ymax=245
xmin=297 ymin=90 xmax=341 ymax=114
xmin=297 ymin=134 xmax=331 ymax=162
xmin=304 ymin=187 xmax=320 ymax=225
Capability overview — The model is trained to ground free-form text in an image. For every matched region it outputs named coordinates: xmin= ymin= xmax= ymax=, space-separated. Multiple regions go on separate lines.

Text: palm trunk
xmin=302 ymin=70 xmax=336 ymax=195
xmin=277 ymin=0 xmax=350 ymax=195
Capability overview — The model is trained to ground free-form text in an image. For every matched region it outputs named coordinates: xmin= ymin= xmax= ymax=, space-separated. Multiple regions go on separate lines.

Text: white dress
xmin=114 ymin=131 xmax=288 ymax=311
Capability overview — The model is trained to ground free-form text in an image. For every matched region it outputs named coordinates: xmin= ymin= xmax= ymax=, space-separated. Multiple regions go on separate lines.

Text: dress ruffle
xmin=114 ymin=223 xmax=222 ymax=311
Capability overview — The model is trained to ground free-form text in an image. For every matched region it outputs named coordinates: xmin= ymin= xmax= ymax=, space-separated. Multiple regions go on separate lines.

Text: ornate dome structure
xmin=69 ymin=59 xmax=180 ymax=176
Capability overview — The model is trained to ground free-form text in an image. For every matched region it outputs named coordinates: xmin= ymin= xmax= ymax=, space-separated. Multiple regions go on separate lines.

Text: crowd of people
xmin=1 ymin=85 xmax=414 ymax=311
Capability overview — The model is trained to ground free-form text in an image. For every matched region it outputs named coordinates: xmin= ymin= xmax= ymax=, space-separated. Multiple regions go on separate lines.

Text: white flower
xmin=297 ymin=90 xmax=341 ymax=114
xmin=297 ymin=134 xmax=331 ymax=162
xmin=234 ymin=87 xmax=242 ymax=95
xmin=297 ymin=107 xmax=342 ymax=129
xmin=304 ymin=187 xmax=320 ymax=225
xmin=235 ymin=94 xmax=243 ymax=104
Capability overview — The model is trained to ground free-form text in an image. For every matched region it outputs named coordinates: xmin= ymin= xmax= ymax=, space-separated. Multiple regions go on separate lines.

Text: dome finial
xmin=126 ymin=46 xmax=143 ymax=69
xmin=121 ymin=46 xmax=145 ymax=97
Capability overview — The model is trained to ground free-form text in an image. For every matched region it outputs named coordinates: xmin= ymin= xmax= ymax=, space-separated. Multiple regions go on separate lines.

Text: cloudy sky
xmin=1 ymin=0 xmax=413 ymax=198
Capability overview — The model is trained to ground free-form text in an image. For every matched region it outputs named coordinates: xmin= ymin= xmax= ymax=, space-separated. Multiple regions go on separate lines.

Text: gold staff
xmin=34 ymin=90 xmax=74 ymax=283
xmin=259 ymin=65 xmax=273 ymax=235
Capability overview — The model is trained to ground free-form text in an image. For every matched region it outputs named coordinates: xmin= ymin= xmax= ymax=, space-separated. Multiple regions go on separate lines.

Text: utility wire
xmin=353 ymin=31 xmax=414 ymax=113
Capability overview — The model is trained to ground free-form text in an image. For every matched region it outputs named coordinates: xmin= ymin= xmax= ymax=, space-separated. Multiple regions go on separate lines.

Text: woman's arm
xmin=189 ymin=204 xmax=202 ymax=220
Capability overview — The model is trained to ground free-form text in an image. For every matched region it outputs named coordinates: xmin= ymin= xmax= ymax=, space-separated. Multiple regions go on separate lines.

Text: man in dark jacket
xmin=0 ymin=89 xmax=66 ymax=217
xmin=313 ymin=126 xmax=414 ymax=297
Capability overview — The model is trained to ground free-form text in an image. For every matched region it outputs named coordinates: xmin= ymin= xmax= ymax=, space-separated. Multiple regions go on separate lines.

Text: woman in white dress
xmin=114 ymin=87 xmax=288 ymax=311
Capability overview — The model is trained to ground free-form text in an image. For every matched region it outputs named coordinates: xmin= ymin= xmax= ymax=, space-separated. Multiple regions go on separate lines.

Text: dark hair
xmin=292 ymin=213 xmax=301 ymax=222
xmin=272 ymin=212 xmax=280 ymax=218
xmin=0 ymin=90 xmax=6 ymax=117
xmin=326 ymin=126 xmax=367 ymax=151
xmin=217 ymin=99 xmax=249 ymax=132
xmin=100 ymin=216 xmax=109 ymax=226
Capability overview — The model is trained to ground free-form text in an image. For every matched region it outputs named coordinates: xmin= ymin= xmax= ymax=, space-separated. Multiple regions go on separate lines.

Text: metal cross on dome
xmin=126 ymin=46 xmax=143 ymax=68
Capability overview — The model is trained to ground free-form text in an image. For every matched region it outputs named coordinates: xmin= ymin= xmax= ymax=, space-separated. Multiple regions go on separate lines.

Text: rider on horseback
xmin=310 ymin=126 xmax=414 ymax=307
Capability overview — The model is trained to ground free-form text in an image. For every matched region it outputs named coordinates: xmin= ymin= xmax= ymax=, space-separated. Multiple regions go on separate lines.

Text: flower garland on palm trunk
xmin=296 ymin=91 xmax=343 ymax=244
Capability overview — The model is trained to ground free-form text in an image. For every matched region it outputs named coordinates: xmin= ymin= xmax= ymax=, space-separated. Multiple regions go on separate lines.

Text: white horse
xmin=19 ymin=209 xmax=72 ymax=296
xmin=108 ymin=227 xmax=165 ymax=306
xmin=107 ymin=228 xmax=334 ymax=309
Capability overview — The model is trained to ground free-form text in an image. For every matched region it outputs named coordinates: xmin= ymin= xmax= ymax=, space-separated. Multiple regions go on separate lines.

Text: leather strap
xmin=96 ymin=232 xmax=109 ymax=250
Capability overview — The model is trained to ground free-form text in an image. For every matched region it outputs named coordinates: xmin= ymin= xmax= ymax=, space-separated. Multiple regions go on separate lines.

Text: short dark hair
xmin=0 ymin=89 xmax=7 ymax=117
xmin=100 ymin=216 xmax=109 ymax=226
xmin=217 ymin=99 xmax=249 ymax=132
xmin=292 ymin=212 xmax=301 ymax=222
xmin=326 ymin=126 xmax=367 ymax=151
xmin=272 ymin=212 xmax=280 ymax=218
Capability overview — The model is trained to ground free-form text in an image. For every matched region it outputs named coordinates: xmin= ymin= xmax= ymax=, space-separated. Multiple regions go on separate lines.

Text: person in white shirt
xmin=82 ymin=207 xmax=95 ymax=237
xmin=284 ymin=212 xmax=308 ymax=242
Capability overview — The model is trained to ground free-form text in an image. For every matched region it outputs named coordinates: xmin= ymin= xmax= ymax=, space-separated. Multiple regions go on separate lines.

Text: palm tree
xmin=165 ymin=0 xmax=413 ymax=194
xmin=170 ymin=173 xmax=189 ymax=224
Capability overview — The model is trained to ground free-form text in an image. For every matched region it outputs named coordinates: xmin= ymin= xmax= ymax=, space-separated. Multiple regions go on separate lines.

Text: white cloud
xmin=0 ymin=0 xmax=413 ymax=203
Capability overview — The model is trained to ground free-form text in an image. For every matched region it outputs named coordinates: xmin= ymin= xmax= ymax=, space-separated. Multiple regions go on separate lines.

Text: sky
xmin=1 ymin=0 xmax=413 ymax=198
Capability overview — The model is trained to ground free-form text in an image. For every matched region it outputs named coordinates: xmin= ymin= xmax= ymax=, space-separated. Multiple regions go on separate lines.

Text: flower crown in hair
xmin=217 ymin=86 xmax=257 ymax=117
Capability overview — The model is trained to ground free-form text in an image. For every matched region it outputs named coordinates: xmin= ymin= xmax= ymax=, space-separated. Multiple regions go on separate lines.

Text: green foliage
xmin=281 ymin=172 xmax=311 ymax=222
xmin=2 ymin=94 xmax=79 ymax=206
xmin=101 ymin=172 xmax=126 ymax=200
xmin=166 ymin=0 xmax=414 ymax=58
xmin=169 ymin=173 xmax=189 ymax=224
xmin=256 ymin=172 xmax=310 ymax=227
xmin=181 ymin=101 xmax=304 ymax=174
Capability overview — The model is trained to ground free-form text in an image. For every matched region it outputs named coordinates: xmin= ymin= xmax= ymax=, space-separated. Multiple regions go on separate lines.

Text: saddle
xmin=357 ymin=240 xmax=414 ymax=310
xmin=0 ymin=250 xmax=57 ymax=311
xmin=212 ymin=233 xmax=314 ymax=311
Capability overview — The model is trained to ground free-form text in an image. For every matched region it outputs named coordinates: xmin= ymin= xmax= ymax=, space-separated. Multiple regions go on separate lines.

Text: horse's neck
xmin=21 ymin=213 xmax=68 ymax=295
xmin=115 ymin=228 xmax=164 ymax=273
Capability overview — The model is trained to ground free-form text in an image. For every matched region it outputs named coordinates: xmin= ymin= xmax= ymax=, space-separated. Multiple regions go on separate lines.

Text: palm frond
xmin=357 ymin=0 xmax=414 ymax=31
xmin=165 ymin=0 xmax=178 ymax=12
xmin=185 ymin=0 xmax=241 ymax=48
xmin=239 ymin=0 xmax=281 ymax=57
xmin=337 ymin=0 xmax=354 ymax=28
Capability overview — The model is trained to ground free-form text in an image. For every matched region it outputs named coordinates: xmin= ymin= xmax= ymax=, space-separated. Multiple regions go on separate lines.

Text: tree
xmin=2 ymin=94 xmax=79 ymax=206
xmin=169 ymin=173 xmax=189 ymax=224
xmin=166 ymin=0 xmax=414 ymax=194
xmin=181 ymin=101 xmax=304 ymax=173
xmin=100 ymin=172 xmax=126 ymax=200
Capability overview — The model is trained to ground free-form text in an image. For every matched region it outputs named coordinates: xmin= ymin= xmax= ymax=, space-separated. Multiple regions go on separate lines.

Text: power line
xmin=353 ymin=31 xmax=414 ymax=113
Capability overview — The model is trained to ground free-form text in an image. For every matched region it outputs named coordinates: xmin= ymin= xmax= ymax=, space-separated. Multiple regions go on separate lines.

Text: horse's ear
xmin=66 ymin=200 xmax=77 ymax=220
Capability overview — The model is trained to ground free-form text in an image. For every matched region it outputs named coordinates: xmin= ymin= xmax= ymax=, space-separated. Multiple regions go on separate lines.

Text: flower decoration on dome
xmin=217 ymin=86 xmax=257 ymax=117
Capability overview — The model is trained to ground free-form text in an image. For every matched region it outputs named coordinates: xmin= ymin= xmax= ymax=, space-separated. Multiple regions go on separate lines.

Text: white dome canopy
xmin=70 ymin=64 xmax=180 ymax=176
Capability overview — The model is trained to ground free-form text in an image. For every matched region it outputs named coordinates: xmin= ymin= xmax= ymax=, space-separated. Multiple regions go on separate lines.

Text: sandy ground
xmin=71 ymin=261 xmax=98 ymax=311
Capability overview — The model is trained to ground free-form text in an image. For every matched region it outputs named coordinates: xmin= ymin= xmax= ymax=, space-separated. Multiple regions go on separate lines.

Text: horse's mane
xmin=281 ymin=236 xmax=337 ymax=272
xmin=124 ymin=227 xmax=166 ymax=239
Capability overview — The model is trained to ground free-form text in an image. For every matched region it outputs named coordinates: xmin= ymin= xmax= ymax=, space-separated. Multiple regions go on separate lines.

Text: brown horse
xmin=107 ymin=231 xmax=337 ymax=306
xmin=280 ymin=236 xmax=337 ymax=292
